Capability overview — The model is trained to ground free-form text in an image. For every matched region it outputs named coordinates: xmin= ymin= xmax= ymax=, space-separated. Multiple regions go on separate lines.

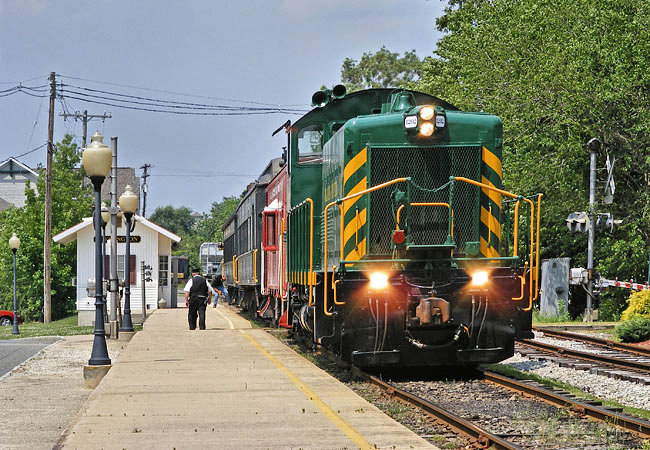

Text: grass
xmin=484 ymin=363 xmax=650 ymax=421
xmin=0 ymin=314 xmax=142 ymax=340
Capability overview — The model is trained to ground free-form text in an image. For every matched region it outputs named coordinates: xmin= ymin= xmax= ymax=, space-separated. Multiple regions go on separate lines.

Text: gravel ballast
xmin=0 ymin=335 xmax=124 ymax=450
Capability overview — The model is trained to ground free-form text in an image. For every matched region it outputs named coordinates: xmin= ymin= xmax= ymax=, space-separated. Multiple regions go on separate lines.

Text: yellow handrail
xmin=253 ymin=249 xmax=258 ymax=283
xmin=280 ymin=217 xmax=285 ymax=300
xmin=512 ymin=262 xmax=528 ymax=301
xmin=323 ymin=177 xmax=408 ymax=316
xmin=332 ymin=265 xmax=344 ymax=305
xmin=525 ymin=193 xmax=544 ymax=311
xmin=233 ymin=255 xmax=238 ymax=284
xmin=453 ymin=177 xmax=537 ymax=303
xmin=513 ymin=200 xmax=520 ymax=257
xmin=306 ymin=198 xmax=314 ymax=307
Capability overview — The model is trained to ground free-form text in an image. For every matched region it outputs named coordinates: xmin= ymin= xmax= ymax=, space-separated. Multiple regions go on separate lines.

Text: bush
xmin=615 ymin=316 xmax=650 ymax=343
xmin=621 ymin=290 xmax=650 ymax=321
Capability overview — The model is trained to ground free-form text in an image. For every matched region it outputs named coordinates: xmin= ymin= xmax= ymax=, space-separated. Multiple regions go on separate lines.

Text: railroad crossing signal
xmin=604 ymin=153 xmax=616 ymax=204
xmin=566 ymin=212 xmax=589 ymax=233
xmin=595 ymin=213 xmax=623 ymax=233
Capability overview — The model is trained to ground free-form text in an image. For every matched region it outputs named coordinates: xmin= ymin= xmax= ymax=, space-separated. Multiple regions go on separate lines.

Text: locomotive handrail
xmin=233 ymin=255 xmax=238 ymax=284
xmin=288 ymin=198 xmax=314 ymax=306
xmin=332 ymin=265 xmax=343 ymax=305
xmin=452 ymin=176 xmax=539 ymax=309
xmin=323 ymin=177 xmax=409 ymax=316
xmin=395 ymin=202 xmax=455 ymax=242
xmin=253 ymin=249 xmax=258 ymax=283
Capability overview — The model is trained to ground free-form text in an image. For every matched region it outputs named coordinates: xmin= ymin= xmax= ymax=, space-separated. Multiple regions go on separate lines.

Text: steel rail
xmin=519 ymin=339 xmax=650 ymax=373
xmin=533 ymin=327 xmax=650 ymax=357
xmin=363 ymin=373 xmax=522 ymax=450
xmin=482 ymin=370 xmax=650 ymax=437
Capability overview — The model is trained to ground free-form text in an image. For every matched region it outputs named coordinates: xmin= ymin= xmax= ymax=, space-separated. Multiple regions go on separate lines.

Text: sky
xmin=0 ymin=0 xmax=445 ymax=215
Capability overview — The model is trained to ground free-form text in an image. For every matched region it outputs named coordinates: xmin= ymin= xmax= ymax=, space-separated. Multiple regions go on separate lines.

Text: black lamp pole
xmin=120 ymin=212 xmax=135 ymax=332
xmin=11 ymin=247 xmax=18 ymax=335
xmin=88 ymin=176 xmax=111 ymax=366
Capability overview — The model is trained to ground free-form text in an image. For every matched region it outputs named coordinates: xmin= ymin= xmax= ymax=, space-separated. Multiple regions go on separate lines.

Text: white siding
xmin=0 ymin=176 xmax=36 ymax=208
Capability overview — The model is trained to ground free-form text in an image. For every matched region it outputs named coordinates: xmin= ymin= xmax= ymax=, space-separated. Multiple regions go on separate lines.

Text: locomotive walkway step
xmin=60 ymin=307 xmax=435 ymax=449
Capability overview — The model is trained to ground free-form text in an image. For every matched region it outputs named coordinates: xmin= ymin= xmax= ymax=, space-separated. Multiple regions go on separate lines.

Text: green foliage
xmin=532 ymin=301 xmax=573 ymax=323
xmin=0 ymin=314 xmax=92 ymax=339
xmin=0 ymin=135 xmax=92 ymax=321
xmin=621 ymin=290 xmax=650 ymax=320
xmin=341 ymin=46 xmax=423 ymax=92
xmin=420 ymin=0 xmax=650 ymax=289
xmin=597 ymin=290 xmax=628 ymax=321
xmin=615 ymin=316 xmax=650 ymax=343
xmin=148 ymin=205 xmax=196 ymax=235
xmin=150 ymin=196 xmax=240 ymax=270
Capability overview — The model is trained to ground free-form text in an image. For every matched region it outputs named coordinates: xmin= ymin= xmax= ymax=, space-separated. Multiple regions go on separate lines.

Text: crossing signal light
xmin=566 ymin=212 xmax=589 ymax=233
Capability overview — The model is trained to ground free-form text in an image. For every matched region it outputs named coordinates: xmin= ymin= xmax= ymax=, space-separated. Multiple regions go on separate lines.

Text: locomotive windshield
xmin=297 ymin=124 xmax=323 ymax=164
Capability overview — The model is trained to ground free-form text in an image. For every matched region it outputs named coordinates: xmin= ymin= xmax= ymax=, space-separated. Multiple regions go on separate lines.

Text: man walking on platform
xmin=184 ymin=268 xmax=212 ymax=330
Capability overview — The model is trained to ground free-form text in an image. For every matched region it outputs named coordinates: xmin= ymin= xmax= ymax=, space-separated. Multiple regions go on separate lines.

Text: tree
xmin=420 ymin=0 xmax=650 ymax=319
xmin=150 ymin=197 xmax=240 ymax=270
xmin=0 ymin=135 xmax=93 ymax=321
xmin=148 ymin=205 xmax=196 ymax=235
xmin=341 ymin=46 xmax=423 ymax=92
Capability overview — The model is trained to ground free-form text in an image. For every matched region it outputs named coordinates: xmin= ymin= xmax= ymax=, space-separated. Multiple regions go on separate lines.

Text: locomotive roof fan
xmin=311 ymin=84 xmax=347 ymax=107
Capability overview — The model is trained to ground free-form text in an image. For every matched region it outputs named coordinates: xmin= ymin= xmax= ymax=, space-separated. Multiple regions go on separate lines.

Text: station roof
xmin=53 ymin=215 xmax=182 ymax=245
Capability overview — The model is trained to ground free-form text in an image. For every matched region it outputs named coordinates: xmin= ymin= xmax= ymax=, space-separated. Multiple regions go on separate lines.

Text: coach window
xmin=297 ymin=124 xmax=323 ymax=164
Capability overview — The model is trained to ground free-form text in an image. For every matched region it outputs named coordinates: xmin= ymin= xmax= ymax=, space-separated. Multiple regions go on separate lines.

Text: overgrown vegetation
xmin=615 ymin=317 xmax=650 ymax=343
xmin=621 ymin=290 xmax=650 ymax=321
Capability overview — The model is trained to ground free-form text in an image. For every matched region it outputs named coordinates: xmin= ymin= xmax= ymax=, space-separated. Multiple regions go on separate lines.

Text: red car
xmin=0 ymin=310 xmax=22 ymax=327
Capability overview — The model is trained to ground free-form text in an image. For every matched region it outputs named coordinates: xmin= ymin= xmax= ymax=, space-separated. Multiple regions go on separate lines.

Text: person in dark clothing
xmin=183 ymin=268 xmax=212 ymax=330
xmin=211 ymin=274 xmax=230 ymax=307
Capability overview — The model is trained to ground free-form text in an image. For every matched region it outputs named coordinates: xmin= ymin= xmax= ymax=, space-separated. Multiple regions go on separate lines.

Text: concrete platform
xmin=61 ymin=306 xmax=435 ymax=449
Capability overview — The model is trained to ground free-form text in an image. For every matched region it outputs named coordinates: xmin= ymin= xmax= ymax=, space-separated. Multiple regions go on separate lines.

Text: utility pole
xmin=59 ymin=110 xmax=112 ymax=149
xmin=44 ymin=72 xmax=55 ymax=324
xmin=140 ymin=164 xmax=152 ymax=218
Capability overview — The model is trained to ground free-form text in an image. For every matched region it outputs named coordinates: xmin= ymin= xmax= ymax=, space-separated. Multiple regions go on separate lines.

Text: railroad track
xmin=517 ymin=332 xmax=650 ymax=385
xmin=481 ymin=370 xmax=650 ymax=438
xmin=356 ymin=369 xmax=523 ymax=450
xmin=532 ymin=326 xmax=650 ymax=357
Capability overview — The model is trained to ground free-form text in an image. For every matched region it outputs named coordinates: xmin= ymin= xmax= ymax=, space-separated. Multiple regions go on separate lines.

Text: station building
xmin=53 ymin=215 xmax=181 ymax=325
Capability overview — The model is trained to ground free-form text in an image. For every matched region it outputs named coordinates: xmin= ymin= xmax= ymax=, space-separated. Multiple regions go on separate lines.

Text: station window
xmin=297 ymin=124 xmax=323 ymax=164
xmin=107 ymin=255 xmax=136 ymax=285
xmin=159 ymin=255 xmax=169 ymax=287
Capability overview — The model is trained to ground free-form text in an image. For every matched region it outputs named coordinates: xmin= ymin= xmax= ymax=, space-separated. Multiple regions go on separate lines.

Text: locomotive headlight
xmin=419 ymin=122 xmax=434 ymax=137
xmin=369 ymin=272 xmax=389 ymax=290
xmin=471 ymin=270 xmax=489 ymax=286
xmin=419 ymin=105 xmax=435 ymax=121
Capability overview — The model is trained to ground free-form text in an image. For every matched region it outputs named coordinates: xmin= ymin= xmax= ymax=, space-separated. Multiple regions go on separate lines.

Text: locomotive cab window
xmin=297 ymin=124 xmax=323 ymax=164
xmin=263 ymin=212 xmax=277 ymax=249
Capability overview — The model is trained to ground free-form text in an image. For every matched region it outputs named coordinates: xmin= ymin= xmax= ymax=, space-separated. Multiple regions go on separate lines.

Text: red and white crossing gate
xmin=598 ymin=278 xmax=650 ymax=291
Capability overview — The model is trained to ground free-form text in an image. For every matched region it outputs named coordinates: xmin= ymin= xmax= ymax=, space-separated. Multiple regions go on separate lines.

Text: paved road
xmin=0 ymin=337 xmax=60 ymax=378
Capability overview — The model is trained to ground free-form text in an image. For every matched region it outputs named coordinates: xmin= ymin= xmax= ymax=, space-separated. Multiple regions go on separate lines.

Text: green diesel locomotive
xmin=225 ymin=85 xmax=541 ymax=368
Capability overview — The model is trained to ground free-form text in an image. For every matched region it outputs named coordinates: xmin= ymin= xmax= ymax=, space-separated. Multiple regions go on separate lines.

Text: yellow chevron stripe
xmin=343 ymin=208 xmax=366 ymax=245
xmin=482 ymin=146 xmax=502 ymax=179
xmin=345 ymin=237 xmax=367 ymax=261
xmin=343 ymin=147 xmax=367 ymax=184
xmin=480 ymin=206 xmax=501 ymax=239
xmin=480 ymin=236 xmax=500 ymax=258
xmin=481 ymin=176 xmax=502 ymax=207
xmin=342 ymin=177 xmax=367 ymax=217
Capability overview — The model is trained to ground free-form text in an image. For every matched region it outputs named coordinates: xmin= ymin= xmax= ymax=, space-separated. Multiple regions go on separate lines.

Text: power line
xmin=58 ymin=73 xmax=309 ymax=107
xmin=13 ymin=142 xmax=48 ymax=159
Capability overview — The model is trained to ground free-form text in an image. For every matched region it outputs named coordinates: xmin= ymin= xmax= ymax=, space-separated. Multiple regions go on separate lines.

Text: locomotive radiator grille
xmin=367 ymin=146 xmax=482 ymax=255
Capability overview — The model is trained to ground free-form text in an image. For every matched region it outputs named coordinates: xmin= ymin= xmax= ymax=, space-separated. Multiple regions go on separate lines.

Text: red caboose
xmin=260 ymin=165 xmax=288 ymax=326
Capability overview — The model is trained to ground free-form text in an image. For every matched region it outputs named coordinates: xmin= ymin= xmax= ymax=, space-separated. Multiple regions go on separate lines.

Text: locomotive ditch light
xmin=369 ymin=271 xmax=389 ymax=290
xmin=471 ymin=270 xmax=489 ymax=287
xmin=419 ymin=122 xmax=434 ymax=137
xmin=419 ymin=105 xmax=435 ymax=121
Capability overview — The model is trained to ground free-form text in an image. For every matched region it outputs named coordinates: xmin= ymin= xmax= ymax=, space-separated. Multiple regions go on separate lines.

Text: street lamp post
xmin=9 ymin=233 xmax=20 ymax=335
xmin=100 ymin=203 xmax=110 ymax=324
xmin=119 ymin=185 xmax=138 ymax=333
xmin=82 ymin=131 xmax=112 ymax=366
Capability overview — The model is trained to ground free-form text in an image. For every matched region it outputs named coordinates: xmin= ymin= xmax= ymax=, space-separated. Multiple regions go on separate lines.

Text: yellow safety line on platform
xmin=239 ymin=329 xmax=374 ymax=450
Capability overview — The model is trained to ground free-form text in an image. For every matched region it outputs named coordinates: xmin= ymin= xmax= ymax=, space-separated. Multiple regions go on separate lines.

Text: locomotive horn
xmin=311 ymin=89 xmax=330 ymax=107
xmin=332 ymin=84 xmax=346 ymax=99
